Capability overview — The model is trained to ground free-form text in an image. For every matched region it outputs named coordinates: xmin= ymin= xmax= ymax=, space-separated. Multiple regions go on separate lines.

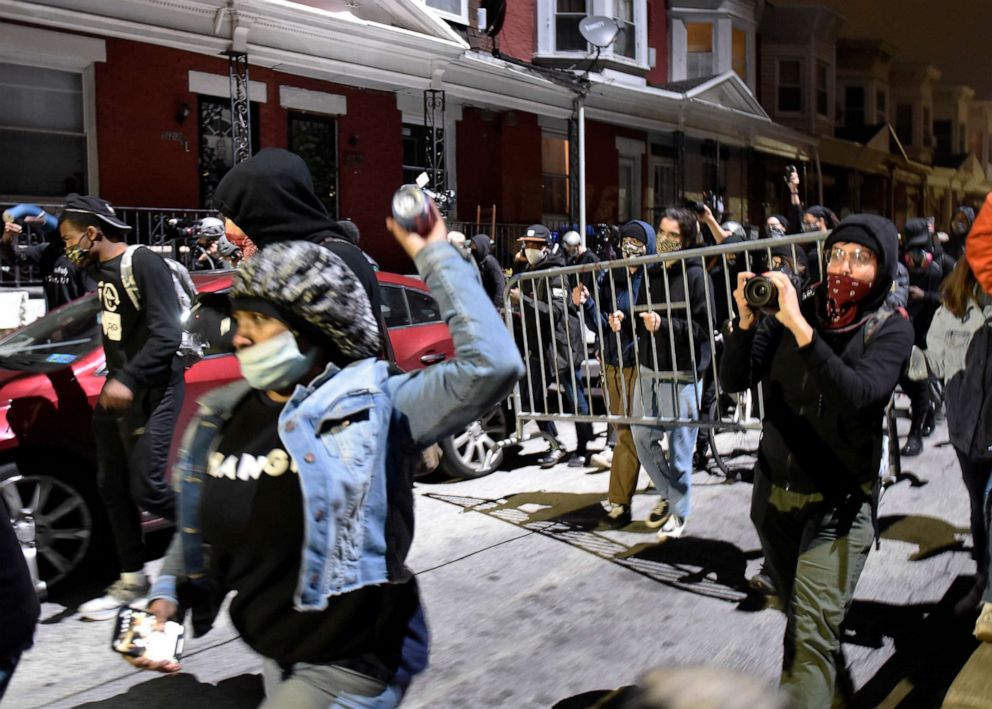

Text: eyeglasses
xmin=827 ymin=246 xmax=875 ymax=267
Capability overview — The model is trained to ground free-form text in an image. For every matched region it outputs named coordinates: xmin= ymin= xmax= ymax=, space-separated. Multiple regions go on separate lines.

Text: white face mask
xmin=236 ymin=329 xmax=317 ymax=391
xmin=524 ymin=247 xmax=545 ymax=266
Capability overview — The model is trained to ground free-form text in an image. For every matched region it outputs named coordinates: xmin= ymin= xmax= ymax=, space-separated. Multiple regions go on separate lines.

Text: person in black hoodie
xmin=58 ymin=194 xmax=184 ymax=621
xmin=631 ymin=208 xmax=714 ymax=540
xmin=721 ymin=214 xmax=913 ymax=708
xmin=510 ymin=224 xmax=593 ymax=467
xmin=0 ymin=206 xmax=95 ymax=311
xmin=211 ymin=148 xmax=392 ymax=361
xmin=469 ymin=233 xmax=506 ymax=310
xmin=900 ymin=217 xmax=944 ymax=457
xmin=947 ymin=205 xmax=976 ymax=261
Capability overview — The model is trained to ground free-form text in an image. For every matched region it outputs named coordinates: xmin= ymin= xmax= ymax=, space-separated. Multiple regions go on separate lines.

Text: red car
xmin=0 ymin=270 xmax=461 ymax=594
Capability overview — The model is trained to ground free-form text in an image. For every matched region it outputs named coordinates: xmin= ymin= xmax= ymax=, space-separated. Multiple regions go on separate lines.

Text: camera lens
xmin=744 ymin=276 xmax=778 ymax=310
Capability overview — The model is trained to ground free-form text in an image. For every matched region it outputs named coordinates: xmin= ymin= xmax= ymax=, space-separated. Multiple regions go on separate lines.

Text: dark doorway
xmin=288 ymin=112 xmax=339 ymax=218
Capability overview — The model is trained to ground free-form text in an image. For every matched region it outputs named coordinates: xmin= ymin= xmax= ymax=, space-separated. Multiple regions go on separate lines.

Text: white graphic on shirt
xmin=102 ymin=312 xmax=123 ymax=342
xmin=208 ymin=449 xmax=299 ymax=481
xmin=99 ymin=281 xmax=121 ymax=312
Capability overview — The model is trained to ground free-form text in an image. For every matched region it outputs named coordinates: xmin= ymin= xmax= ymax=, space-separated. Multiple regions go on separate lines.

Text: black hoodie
xmin=470 ymin=234 xmax=506 ymax=309
xmin=212 ymin=149 xmax=391 ymax=359
xmin=721 ymin=214 xmax=914 ymax=496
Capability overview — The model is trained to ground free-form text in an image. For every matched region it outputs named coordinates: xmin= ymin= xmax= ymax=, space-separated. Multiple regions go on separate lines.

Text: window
xmin=844 ymin=86 xmax=865 ymax=126
xmin=555 ymin=0 xmax=588 ymax=52
xmin=816 ymin=63 xmax=829 ymax=117
xmin=876 ymin=89 xmax=887 ymax=123
xmin=613 ymin=0 xmax=636 ymax=60
xmin=896 ymin=103 xmax=914 ymax=145
xmin=406 ymin=289 xmax=442 ymax=325
xmin=402 ymin=123 xmax=430 ymax=186
xmin=288 ymin=113 xmax=338 ymax=218
xmin=542 ymin=135 xmax=570 ymax=217
xmin=732 ymin=27 xmax=747 ymax=81
xmin=618 ymin=157 xmax=635 ymax=222
xmin=425 ymin=0 xmax=469 ymax=24
xmin=0 ymin=63 xmax=87 ymax=198
xmin=777 ymin=59 xmax=803 ymax=113
xmin=198 ymin=95 xmax=260 ymax=208
xmin=933 ymin=120 xmax=952 ymax=155
xmin=686 ymin=23 xmax=713 ymax=79
xmin=380 ymin=285 xmax=410 ymax=328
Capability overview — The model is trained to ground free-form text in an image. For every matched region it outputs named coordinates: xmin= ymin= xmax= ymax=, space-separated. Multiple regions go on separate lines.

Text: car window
xmin=0 ymin=294 xmax=101 ymax=372
xmin=406 ymin=289 xmax=442 ymax=325
xmin=380 ymin=285 xmax=410 ymax=328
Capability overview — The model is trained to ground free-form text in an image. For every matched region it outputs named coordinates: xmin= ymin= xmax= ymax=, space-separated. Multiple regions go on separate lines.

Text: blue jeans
xmin=631 ymin=369 xmax=702 ymax=520
xmin=261 ymin=660 xmax=404 ymax=709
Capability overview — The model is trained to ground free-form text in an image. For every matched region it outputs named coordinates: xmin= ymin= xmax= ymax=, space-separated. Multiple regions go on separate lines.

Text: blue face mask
xmin=235 ymin=329 xmax=317 ymax=391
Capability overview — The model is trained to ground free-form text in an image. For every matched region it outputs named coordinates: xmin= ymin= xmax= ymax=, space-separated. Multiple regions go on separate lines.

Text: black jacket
xmin=517 ymin=251 xmax=584 ymax=373
xmin=470 ymin=234 xmax=506 ymax=310
xmin=212 ymin=148 xmax=392 ymax=360
xmin=0 ymin=507 xmax=39 ymax=658
xmin=636 ymin=259 xmax=715 ymax=376
xmin=721 ymin=214 xmax=914 ymax=497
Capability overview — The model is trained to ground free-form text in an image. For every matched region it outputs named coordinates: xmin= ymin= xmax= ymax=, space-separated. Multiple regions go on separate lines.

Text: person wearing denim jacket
xmin=131 ymin=210 xmax=524 ymax=708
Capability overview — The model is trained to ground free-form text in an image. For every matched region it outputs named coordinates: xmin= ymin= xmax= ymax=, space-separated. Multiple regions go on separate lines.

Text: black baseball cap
xmin=518 ymin=224 xmax=551 ymax=247
xmin=60 ymin=193 xmax=132 ymax=232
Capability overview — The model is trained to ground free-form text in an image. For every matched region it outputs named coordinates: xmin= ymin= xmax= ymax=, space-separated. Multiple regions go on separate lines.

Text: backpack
xmin=120 ymin=244 xmax=203 ymax=364
xmin=946 ymin=317 xmax=992 ymax=460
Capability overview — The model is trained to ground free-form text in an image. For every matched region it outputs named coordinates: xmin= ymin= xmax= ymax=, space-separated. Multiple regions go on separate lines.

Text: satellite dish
xmin=578 ymin=15 xmax=622 ymax=49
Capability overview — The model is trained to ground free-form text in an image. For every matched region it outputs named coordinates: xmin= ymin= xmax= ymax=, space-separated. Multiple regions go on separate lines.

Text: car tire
xmin=438 ymin=405 xmax=510 ymax=480
xmin=0 ymin=460 xmax=104 ymax=593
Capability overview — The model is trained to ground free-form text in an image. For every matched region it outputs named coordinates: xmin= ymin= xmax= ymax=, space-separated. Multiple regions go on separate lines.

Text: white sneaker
xmin=79 ymin=576 xmax=150 ymax=621
xmin=645 ymin=499 xmax=670 ymax=529
xmin=656 ymin=514 xmax=686 ymax=541
xmin=589 ymin=448 xmax=613 ymax=470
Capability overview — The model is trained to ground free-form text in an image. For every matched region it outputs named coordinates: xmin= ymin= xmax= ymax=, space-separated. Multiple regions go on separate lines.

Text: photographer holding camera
xmin=720 ymin=215 xmax=913 ymax=708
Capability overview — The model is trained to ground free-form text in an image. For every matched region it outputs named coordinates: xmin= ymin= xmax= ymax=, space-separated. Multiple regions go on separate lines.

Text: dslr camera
xmin=743 ymin=270 xmax=805 ymax=314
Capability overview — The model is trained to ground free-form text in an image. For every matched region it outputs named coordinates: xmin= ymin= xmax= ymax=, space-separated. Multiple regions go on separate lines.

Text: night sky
xmin=773 ymin=0 xmax=992 ymax=99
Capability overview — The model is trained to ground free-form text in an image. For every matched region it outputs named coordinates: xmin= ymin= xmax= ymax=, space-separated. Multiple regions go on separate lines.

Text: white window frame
xmin=424 ymin=0 xmax=469 ymax=25
xmin=0 ymin=22 xmax=104 ymax=200
xmin=776 ymin=57 xmax=805 ymax=116
xmin=536 ymin=0 xmax=649 ymax=71
xmin=668 ymin=2 xmax=758 ymax=90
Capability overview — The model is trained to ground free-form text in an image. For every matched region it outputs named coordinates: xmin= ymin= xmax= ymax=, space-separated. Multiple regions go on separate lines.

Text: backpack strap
xmin=120 ymin=244 xmax=145 ymax=311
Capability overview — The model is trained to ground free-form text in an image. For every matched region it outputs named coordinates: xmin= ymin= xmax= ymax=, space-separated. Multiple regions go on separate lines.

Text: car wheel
xmin=438 ymin=405 xmax=509 ymax=480
xmin=0 ymin=462 xmax=97 ymax=593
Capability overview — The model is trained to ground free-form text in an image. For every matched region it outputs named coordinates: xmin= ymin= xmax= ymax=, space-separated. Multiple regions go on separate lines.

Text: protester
xmin=948 ymin=205 xmax=976 ymax=261
xmin=572 ymin=220 xmax=656 ymax=527
xmin=561 ymin=229 xmax=600 ymax=294
xmin=900 ymin=217 xmax=944 ymax=457
xmin=721 ymin=214 xmax=913 ymax=707
xmin=0 ymin=509 xmax=39 ymax=701
xmin=510 ymin=224 xmax=594 ymax=468
xmin=926 ymin=256 xmax=992 ymax=626
xmin=0 ymin=204 xmax=95 ymax=310
xmin=631 ymin=208 xmax=714 ymax=540
xmin=469 ymin=233 xmax=506 ymax=311
xmin=211 ymin=148 xmax=392 ymax=360
xmin=58 ymin=194 xmax=184 ymax=620
xmin=131 ymin=209 xmax=523 ymax=707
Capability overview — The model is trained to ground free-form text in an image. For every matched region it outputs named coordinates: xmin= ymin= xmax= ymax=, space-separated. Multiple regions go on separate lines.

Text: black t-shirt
xmin=200 ymin=390 xmax=417 ymax=677
xmin=14 ymin=242 xmax=95 ymax=310
xmin=97 ymin=248 xmax=182 ymax=390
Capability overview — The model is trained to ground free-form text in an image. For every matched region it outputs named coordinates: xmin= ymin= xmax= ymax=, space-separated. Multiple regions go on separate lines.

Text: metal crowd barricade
xmin=493 ymin=231 xmax=831 ymax=466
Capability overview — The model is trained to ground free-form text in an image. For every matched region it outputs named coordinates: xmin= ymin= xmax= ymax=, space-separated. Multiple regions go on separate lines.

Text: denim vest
xmin=151 ymin=241 xmax=526 ymax=618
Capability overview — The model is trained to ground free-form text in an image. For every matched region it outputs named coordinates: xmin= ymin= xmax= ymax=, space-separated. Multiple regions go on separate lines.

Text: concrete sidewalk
xmin=5 ymin=417 xmax=981 ymax=708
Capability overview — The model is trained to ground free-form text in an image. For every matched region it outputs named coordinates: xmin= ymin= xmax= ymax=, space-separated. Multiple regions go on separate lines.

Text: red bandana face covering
xmin=825 ymin=273 xmax=872 ymax=329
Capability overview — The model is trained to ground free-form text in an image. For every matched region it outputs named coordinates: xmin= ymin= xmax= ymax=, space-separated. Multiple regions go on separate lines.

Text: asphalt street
xmin=4 ymin=404 xmax=981 ymax=709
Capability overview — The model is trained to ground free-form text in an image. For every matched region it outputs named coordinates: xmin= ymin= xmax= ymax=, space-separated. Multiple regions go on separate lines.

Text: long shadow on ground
xmin=71 ymin=673 xmax=263 ymax=708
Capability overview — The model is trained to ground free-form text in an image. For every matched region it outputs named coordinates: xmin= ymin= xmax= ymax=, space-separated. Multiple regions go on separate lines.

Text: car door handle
xmin=420 ymin=352 xmax=446 ymax=365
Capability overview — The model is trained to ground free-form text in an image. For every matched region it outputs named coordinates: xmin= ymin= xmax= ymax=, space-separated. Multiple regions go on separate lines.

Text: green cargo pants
xmin=750 ymin=470 xmax=874 ymax=709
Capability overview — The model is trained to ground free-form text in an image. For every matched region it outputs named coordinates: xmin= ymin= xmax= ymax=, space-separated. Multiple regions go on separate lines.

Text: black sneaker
xmin=538 ymin=448 xmax=567 ymax=468
xmin=604 ymin=503 xmax=632 ymax=529
xmin=645 ymin=499 xmax=670 ymax=529
xmin=692 ymin=450 xmax=708 ymax=471
xmin=567 ymin=452 xmax=588 ymax=468
xmin=901 ymin=436 xmax=923 ymax=457
xmin=921 ymin=405 xmax=936 ymax=437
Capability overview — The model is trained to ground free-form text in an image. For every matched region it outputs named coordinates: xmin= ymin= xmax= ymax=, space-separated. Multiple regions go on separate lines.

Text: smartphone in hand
xmin=111 ymin=605 xmax=185 ymax=664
